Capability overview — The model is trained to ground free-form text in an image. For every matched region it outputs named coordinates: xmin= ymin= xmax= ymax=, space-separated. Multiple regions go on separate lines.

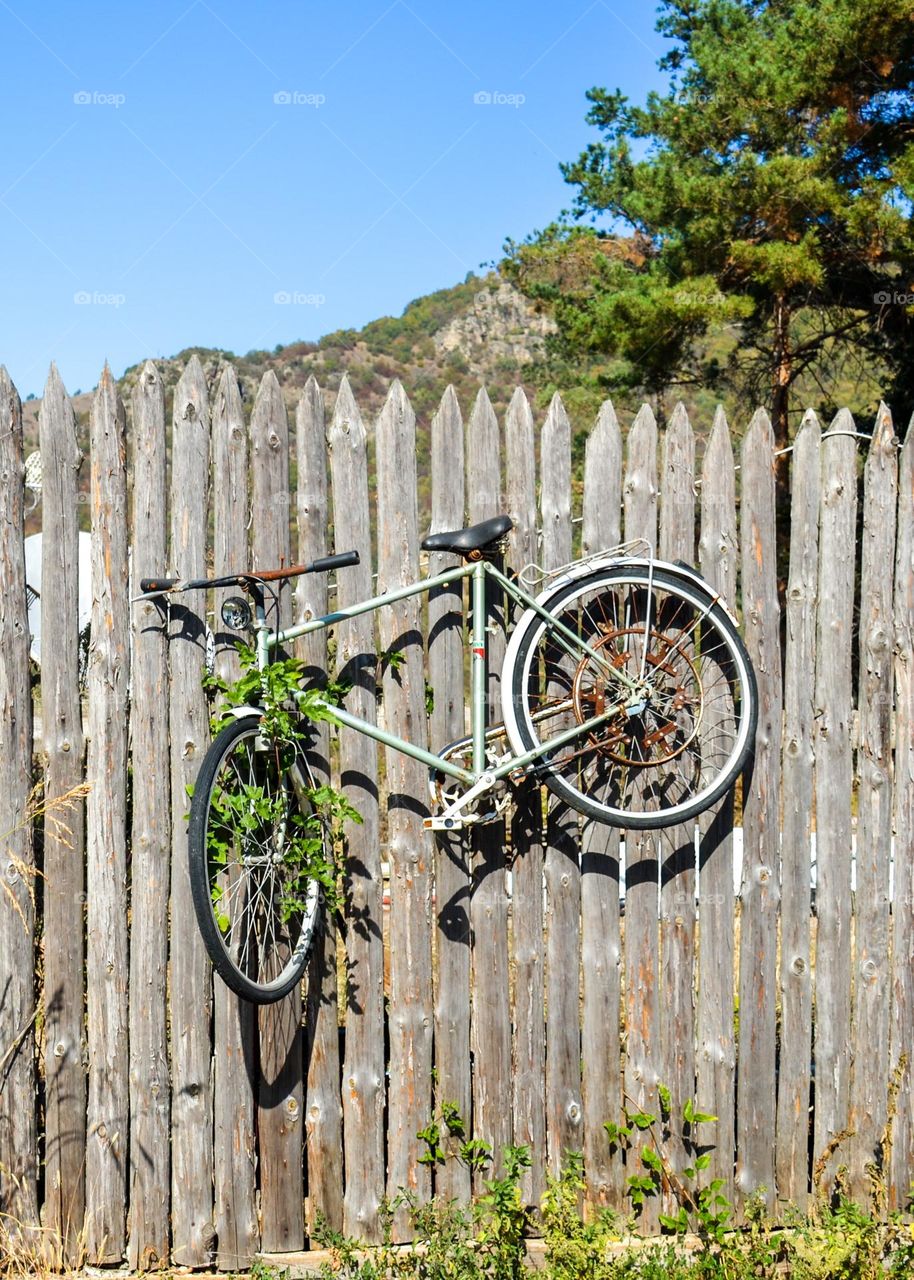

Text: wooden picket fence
xmin=0 ymin=357 xmax=912 ymax=1269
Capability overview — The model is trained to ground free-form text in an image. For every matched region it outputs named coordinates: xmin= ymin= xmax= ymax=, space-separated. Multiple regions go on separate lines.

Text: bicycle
xmin=137 ymin=513 xmax=757 ymax=1003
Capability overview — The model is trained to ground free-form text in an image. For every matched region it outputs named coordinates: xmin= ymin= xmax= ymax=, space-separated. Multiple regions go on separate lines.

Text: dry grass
xmin=0 ymin=1215 xmax=91 ymax=1279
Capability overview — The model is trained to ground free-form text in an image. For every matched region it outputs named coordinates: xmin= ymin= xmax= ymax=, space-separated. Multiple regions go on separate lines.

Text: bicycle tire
xmin=188 ymin=713 xmax=322 ymax=1003
xmin=502 ymin=564 xmax=757 ymax=828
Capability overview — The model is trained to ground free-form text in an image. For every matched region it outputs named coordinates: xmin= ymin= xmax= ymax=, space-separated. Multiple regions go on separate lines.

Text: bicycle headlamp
xmin=221 ymin=596 xmax=252 ymax=631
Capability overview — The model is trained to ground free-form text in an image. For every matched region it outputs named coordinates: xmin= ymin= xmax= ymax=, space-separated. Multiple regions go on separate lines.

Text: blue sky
xmin=0 ymin=0 xmax=670 ymax=397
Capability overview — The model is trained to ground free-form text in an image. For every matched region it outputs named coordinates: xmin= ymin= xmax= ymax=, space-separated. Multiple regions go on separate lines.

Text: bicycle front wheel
xmin=502 ymin=564 xmax=757 ymax=828
xmin=188 ymin=714 xmax=322 ymax=1003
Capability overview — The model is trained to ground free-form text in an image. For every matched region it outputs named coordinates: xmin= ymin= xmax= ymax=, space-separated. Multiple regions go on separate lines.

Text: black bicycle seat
xmin=421 ymin=514 xmax=513 ymax=556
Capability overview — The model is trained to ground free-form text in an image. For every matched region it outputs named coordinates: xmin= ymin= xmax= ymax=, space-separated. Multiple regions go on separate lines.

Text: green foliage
xmin=205 ymin=642 xmax=344 ymax=738
xmin=417 ymin=1102 xmax=492 ymax=1172
xmin=602 ymin=1098 xmax=730 ymax=1238
xmin=246 ymin=1262 xmax=291 ymax=1280
xmin=313 ymin=1119 xmax=531 ymax=1280
xmin=503 ymin=0 xmax=914 ymax=443
xmin=359 ymin=276 xmax=490 ymax=362
xmin=202 ymin=646 xmax=360 ymax=921
xmin=541 ymin=1152 xmax=619 ymax=1280
xmin=310 ymin=1107 xmax=914 ymax=1280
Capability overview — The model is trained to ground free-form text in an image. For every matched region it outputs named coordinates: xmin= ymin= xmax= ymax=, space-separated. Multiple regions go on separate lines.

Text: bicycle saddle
xmin=421 ymin=513 xmax=513 ymax=556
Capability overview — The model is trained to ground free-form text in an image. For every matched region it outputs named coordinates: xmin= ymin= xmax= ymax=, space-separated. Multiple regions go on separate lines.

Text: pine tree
xmin=504 ymin=0 xmax=914 ymax=450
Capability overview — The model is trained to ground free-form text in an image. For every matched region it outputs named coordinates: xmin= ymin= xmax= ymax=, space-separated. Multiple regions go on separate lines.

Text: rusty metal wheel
xmin=502 ymin=564 xmax=757 ymax=828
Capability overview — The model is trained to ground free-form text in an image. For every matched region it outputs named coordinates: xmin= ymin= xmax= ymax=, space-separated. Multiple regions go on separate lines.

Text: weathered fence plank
xmin=85 ymin=367 xmax=130 ymax=1262
xmin=39 ymin=363 xmax=86 ymax=1262
xmin=891 ymin=410 xmax=914 ymax=1207
xmin=0 ymin=368 xmax=37 ymax=1231
xmin=211 ymin=363 xmax=258 ymax=1271
xmin=376 ymin=381 xmax=434 ymax=1232
xmin=622 ymin=403 xmax=660 ymax=1233
xmin=580 ymin=399 xmax=624 ymax=1212
xmin=737 ymin=408 xmax=781 ymax=1210
xmin=812 ymin=411 xmax=857 ymax=1193
xmin=128 ymin=362 xmax=171 ymax=1271
xmin=250 ymin=370 xmax=305 ymax=1254
xmin=427 ymin=385 xmax=472 ymax=1205
xmin=505 ymin=386 xmax=545 ymax=1209
xmin=467 ymin=387 xmax=512 ymax=1183
xmin=696 ymin=406 xmax=738 ymax=1204
xmin=848 ymin=404 xmax=897 ymax=1199
xmin=541 ymin=392 xmax=583 ymax=1176
xmin=582 ymin=399 xmax=622 ymax=555
xmin=329 ymin=376 xmax=385 ymax=1241
xmin=774 ymin=410 xmax=820 ymax=1209
xmin=658 ymin=402 xmax=696 ymax=1196
xmin=296 ymin=376 xmax=344 ymax=1239
xmin=168 ymin=355 xmax=215 ymax=1267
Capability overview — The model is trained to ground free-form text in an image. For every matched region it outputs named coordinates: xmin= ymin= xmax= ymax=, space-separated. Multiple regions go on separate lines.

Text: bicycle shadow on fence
xmin=251 ymin=993 xmax=301 ymax=1104
xmin=436 ymin=832 xmax=473 ymax=948
xmin=580 ymin=817 xmax=622 ymax=885
xmin=165 ymin=602 xmax=208 ymax=650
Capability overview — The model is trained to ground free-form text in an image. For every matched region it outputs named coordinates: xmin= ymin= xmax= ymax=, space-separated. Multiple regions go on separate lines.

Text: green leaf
xmin=695 ymin=1153 xmax=712 ymax=1171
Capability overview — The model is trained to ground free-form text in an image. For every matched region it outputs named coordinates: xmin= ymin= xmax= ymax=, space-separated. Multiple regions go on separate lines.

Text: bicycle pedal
xmin=425 ymin=814 xmax=471 ymax=831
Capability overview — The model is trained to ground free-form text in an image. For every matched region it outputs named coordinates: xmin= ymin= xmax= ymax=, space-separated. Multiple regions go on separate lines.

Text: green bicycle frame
xmin=250 ymin=557 xmax=644 ymax=790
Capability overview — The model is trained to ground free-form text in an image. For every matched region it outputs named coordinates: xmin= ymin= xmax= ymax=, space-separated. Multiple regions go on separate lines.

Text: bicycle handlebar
xmin=136 ymin=549 xmax=360 ymax=598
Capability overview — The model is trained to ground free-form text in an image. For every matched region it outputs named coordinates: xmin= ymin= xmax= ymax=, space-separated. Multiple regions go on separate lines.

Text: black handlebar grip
xmin=140 ymin=577 xmax=179 ymax=593
xmin=310 ymin=551 xmax=360 ymax=574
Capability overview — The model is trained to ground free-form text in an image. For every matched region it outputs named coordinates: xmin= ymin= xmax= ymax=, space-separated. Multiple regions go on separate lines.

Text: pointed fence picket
xmin=250 ymin=371 xmax=305 ymax=1255
xmin=85 ymin=368 xmax=130 ymax=1263
xmin=466 ymin=388 xmax=512 ymax=1186
xmin=428 ymin=384 xmax=472 ymax=1206
xmin=812 ymin=416 xmax=857 ymax=1196
xmin=329 ymin=376 xmax=385 ymax=1243
xmin=211 ymin=363 xmax=259 ymax=1272
xmin=657 ymin=403 xmax=696 ymax=1210
xmin=296 ymin=376 xmax=345 ymax=1239
xmin=890 ymin=413 xmax=914 ymax=1208
xmin=376 ymin=382 xmax=434 ymax=1236
xmin=540 ymin=394 xmax=583 ymax=1177
xmin=737 ymin=410 xmax=782 ymax=1211
xmin=696 ymin=408 xmax=738 ymax=1207
xmin=168 ymin=356 xmax=215 ymax=1267
xmin=3 ymin=358 xmax=914 ymax=1267
xmin=0 ymin=368 xmax=36 ymax=1234
xmin=39 ymin=364 xmax=86 ymax=1264
xmin=848 ymin=406 xmax=898 ymax=1201
xmin=774 ymin=411 xmax=819 ymax=1210
xmin=128 ymin=360 xmax=171 ymax=1270
xmin=504 ymin=387 xmax=545 ymax=1210
xmin=620 ymin=404 xmax=662 ymax=1234
xmin=580 ymin=400 xmax=624 ymax=1213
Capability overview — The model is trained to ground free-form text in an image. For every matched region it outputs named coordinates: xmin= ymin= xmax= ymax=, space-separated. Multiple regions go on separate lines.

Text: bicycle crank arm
xmin=424 ymin=771 xmax=498 ymax=831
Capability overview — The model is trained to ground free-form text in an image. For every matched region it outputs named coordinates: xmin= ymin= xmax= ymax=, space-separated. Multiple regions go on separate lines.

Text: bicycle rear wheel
xmin=188 ymin=713 xmax=322 ymax=1003
xmin=502 ymin=564 xmax=757 ymax=828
